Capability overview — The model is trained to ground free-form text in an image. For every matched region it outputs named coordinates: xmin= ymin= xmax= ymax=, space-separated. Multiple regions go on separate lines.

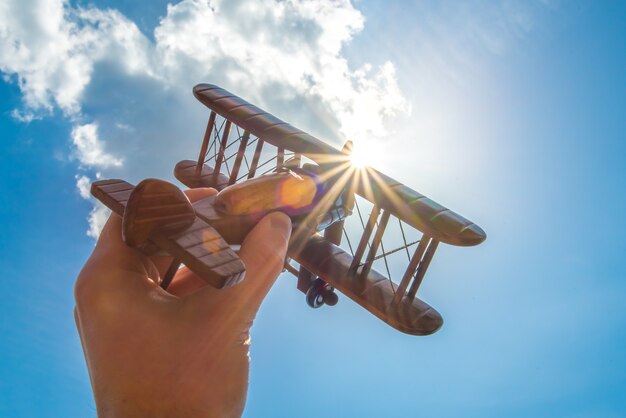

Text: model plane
xmin=91 ymin=83 xmax=486 ymax=336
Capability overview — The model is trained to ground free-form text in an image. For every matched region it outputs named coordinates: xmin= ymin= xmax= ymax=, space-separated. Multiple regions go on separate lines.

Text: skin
xmin=74 ymin=188 xmax=292 ymax=418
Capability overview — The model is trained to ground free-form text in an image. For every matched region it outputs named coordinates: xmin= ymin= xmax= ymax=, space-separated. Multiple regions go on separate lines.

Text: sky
xmin=0 ymin=0 xmax=625 ymax=417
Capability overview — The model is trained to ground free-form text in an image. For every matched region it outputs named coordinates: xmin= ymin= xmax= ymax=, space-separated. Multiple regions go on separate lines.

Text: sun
xmin=349 ymin=141 xmax=376 ymax=169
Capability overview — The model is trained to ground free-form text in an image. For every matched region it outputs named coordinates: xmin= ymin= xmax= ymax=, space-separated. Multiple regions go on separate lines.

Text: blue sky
xmin=1 ymin=1 xmax=625 ymax=417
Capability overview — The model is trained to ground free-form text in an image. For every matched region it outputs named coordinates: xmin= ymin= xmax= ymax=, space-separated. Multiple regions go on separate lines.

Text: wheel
xmin=306 ymin=285 xmax=325 ymax=308
xmin=323 ymin=289 xmax=339 ymax=306
xmin=305 ymin=278 xmax=338 ymax=308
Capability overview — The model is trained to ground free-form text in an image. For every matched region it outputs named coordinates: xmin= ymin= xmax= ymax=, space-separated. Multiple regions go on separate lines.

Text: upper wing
xmin=355 ymin=168 xmax=485 ymax=247
xmin=190 ymin=83 xmax=485 ymax=246
xmin=91 ymin=179 xmax=245 ymax=289
xmin=193 ymin=84 xmax=340 ymax=162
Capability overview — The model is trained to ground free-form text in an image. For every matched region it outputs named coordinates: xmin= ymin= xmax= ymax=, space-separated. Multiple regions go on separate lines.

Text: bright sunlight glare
xmin=350 ymin=141 xmax=379 ymax=169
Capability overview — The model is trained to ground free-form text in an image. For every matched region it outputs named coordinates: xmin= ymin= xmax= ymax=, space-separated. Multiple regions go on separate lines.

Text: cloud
xmin=71 ymin=123 xmax=123 ymax=168
xmin=1 ymin=0 xmax=409 ymax=237
xmin=151 ymin=0 xmax=407 ymax=139
xmin=1 ymin=0 xmax=90 ymax=114
xmin=75 ymin=174 xmax=92 ymax=199
xmin=75 ymin=173 xmax=110 ymax=238
xmin=86 ymin=202 xmax=111 ymax=239
xmin=9 ymin=108 xmax=41 ymax=123
xmin=0 ymin=0 xmax=155 ymax=115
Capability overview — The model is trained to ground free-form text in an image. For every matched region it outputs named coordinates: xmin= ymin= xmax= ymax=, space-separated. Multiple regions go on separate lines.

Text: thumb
xmin=230 ymin=211 xmax=292 ymax=320
xmin=182 ymin=211 xmax=291 ymax=330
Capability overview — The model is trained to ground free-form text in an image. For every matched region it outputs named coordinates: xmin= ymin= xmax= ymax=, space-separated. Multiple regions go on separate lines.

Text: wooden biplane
xmin=91 ymin=83 xmax=486 ymax=336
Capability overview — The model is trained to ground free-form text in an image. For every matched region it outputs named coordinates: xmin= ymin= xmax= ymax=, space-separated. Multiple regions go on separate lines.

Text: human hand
xmin=74 ymin=188 xmax=292 ymax=418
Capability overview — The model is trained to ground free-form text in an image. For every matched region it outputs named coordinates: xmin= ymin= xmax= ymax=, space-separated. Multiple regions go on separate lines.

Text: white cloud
xmin=71 ymin=123 xmax=122 ymax=168
xmin=87 ymin=202 xmax=111 ymax=239
xmin=75 ymin=174 xmax=92 ymax=199
xmin=0 ymin=0 xmax=88 ymax=114
xmin=153 ymin=0 xmax=407 ymax=139
xmin=76 ymin=173 xmax=109 ymax=238
xmin=10 ymin=108 xmax=41 ymax=123
xmin=0 ymin=0 xmax=152 ymax=116
xmin=1 ymin=0 xmax=409 ymax=237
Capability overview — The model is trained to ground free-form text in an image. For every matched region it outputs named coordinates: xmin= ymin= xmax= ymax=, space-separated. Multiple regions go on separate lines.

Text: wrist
xmin=97 ymin=399 xmax=218 ymax=418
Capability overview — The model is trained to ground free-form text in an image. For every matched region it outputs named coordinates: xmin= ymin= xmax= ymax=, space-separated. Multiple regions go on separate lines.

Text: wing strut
xmin=195 ymin=111 xmax=217 ymax=176
xmin=360 ymin=210 xmax=391 ymax=279
xmin=213 ymin=120 xmax=232 ymax=179
xmin=392 ymin=237 xmax=430 ymax=304
xmin=247 ymin=139 xmax=265 ymax=179
xmin=286 ymin=152 xmax=301 ymax=169
xmin=407 ymin=239 xmax=439 ymax=299
xmin=389 ymin=235 xmax=440 ymax=304
xmin=350 ymin=205 xmax=380 ymax=270
xmin=161 ymin=259 xmax=181 ymax=289
xmin=277 ymin=146 xmax=285 ymax=169
xmin=229 ymin=130 xmax=250 ymax=184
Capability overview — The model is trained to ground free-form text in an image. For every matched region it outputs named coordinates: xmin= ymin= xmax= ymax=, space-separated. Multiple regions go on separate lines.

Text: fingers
xmin=164 ymin=265 xmax=211 ymax=297
xmin=74 ymin=214 xmax=159 ymax=312
xmin=235 ymin=211 xmax=292 ymax=314
xmin=184 ymin=212 xmax=292 ymax=323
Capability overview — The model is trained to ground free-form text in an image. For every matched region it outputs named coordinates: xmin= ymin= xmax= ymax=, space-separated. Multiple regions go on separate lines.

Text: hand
xmin=74 ymin=188 xmax=292 ymax=418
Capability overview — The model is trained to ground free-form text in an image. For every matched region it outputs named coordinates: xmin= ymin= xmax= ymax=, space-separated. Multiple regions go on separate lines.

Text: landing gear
xmin=305 ymin=278 xmax=338 ymax=308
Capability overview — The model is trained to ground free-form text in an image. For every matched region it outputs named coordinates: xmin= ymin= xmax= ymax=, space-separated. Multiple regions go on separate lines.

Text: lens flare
xmin=349 ymin=142 xmax=375 ymax=168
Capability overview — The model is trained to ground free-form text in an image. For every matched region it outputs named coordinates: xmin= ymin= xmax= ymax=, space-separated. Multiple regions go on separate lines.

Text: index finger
xmin=74 ymin=213 xmax=159 ymax=307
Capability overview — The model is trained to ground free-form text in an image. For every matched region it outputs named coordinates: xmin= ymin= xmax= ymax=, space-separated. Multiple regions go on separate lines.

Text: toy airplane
xmin=91 ymin=84 xmax=486 ymax=336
